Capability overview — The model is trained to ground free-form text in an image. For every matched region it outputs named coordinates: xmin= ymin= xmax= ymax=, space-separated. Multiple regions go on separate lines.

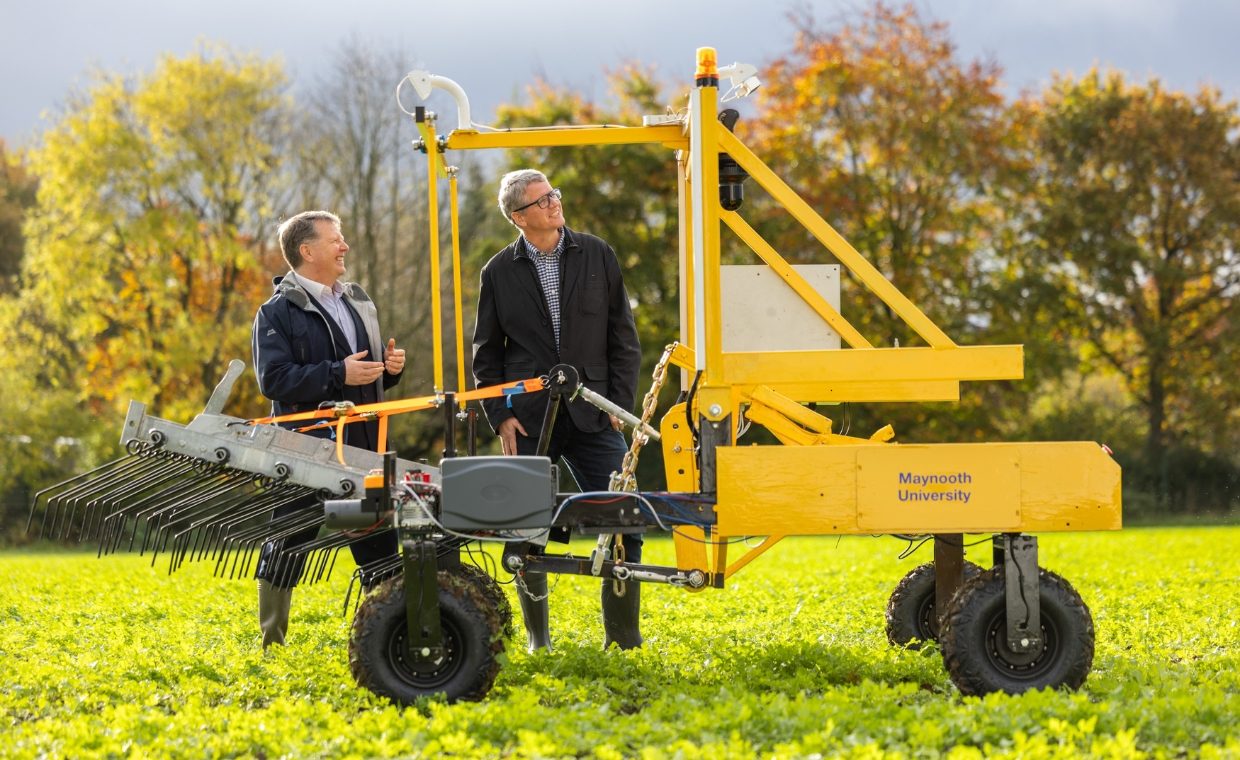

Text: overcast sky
xmin=4 ymin=0 xmax=1238 ymax=146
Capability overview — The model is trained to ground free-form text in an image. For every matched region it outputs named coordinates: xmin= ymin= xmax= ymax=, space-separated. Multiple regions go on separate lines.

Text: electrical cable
xmin=890 ymin=533 xmax=992 ymax=560
xmin=1009 ymin=539 xmax=1033 ymax=630
xmin=684 ymin=370 xmax=703 ymax=444
xmin=399 ymin=483 xmax=549 ymax=544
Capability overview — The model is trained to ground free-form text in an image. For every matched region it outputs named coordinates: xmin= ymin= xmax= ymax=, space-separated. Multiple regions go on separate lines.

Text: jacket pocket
xmin=580 ymin=282 xmax=606 ymax=315
xmin=583 ymin=364 xmax=608 ymax=394
xmin=504 ymin=362 xmax=535 ymax=381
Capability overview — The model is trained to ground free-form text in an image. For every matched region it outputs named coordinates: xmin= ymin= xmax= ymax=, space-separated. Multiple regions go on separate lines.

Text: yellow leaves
xmin=14 ymin=45 xmax=286 ymax=429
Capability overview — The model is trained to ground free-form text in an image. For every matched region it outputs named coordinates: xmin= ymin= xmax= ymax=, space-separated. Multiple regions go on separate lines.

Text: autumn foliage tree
xmin=0 ymin=142 xmax=38 ymax=291
xmin=0 ymin=46 xmax=292 ymax=534
xmin=743 ymin=4 xmax=1038 ymax=444
xmin=16 ymin=45 xmax=291 ymax=421
xmin=1023 ymin=72 xmax=1240 ymax=508
xmin=752 ymin=5 xmax=1023 ymax=342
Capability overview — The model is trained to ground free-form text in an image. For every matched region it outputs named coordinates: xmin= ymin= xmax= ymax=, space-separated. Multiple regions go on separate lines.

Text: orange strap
xmin=247 ymin=376 xmax=548 ymax=428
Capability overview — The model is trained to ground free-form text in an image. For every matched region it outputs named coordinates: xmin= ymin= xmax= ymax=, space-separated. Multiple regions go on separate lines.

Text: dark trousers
xmin=255 ymin=493 xmax=398 ymax=589
xmin=515 ymin=408 xmax=643 ymax=562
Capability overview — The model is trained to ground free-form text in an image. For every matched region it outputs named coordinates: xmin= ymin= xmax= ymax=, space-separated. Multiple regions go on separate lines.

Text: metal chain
xmin=609 ymin=342 xmax=677 ymax=493
xmin=607 ymin=342 xmax=677 ymax=595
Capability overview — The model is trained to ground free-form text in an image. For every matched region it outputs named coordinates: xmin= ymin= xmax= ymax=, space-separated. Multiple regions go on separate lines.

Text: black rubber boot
xmin=518 ymin=571 xmax=553 ymax=652
xmin=601 ymin=579 xmax=643 ymax=650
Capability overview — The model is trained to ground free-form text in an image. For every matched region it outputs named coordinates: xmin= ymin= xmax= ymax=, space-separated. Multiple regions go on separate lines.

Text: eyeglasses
xmin=511 ymin=188 xmax=562 ymax=214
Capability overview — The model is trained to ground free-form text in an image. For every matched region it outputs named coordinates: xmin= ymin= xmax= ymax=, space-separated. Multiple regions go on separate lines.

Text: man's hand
xmin=344 ymin=350 xmax=384 ymax=386
xmin=609 ymin=414 xmax=624 ymax=431
xmin=383 ymin=338 xmax=406 ymax=375
xmin=497 ymin=416 xmax=528 ymax=456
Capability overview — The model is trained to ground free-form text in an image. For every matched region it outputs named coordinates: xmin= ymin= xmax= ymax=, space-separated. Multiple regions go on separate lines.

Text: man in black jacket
xmin=473 ymin=169 xmax=644 ymax=651
xmin=251 ymin=210 xmax=406 ymax=647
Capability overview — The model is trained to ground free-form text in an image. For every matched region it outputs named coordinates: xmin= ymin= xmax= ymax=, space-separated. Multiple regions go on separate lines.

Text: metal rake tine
xmin=279 ymin=509 xmax=338 ymax=585
xmin=213 ymin=489 xmax=305 ymax=578
xmin=291 ymin=529 xmax=353 ymax=585
xmin=132 ymin=460 xmax=233 ymax=557
xmin=186 ymin=483 xmax=259 ymax=565
xmin=80 ymin=451 xmax=176 ymax=548
xmin=192 ymin=474 xmax=265 ymax=562
xmin=52 ymin=453 xmax=164 ymax=543
xmin=345 ymin=553 xmax=400 ymax=616
xmin=310 ymin=542 xmax=342 ymax=585
xmin=213 ymin=485 xmax=297 ymax=551
xmin=69 ymin=452 xmax=171 ymax=541
xmin=314 ymin=543 xmax=345 ymax=586
xmin=223 ymin=500 xmax=298 ymax=580
xmin=99 ymin=462 xmax=197 ymax=557
xmin=167 ymin=478 xmax=263 ymax=572
xmin=91 ymin=454 xmax=190 ymax=555
xmin=132 ymin=462 xmax=230 ymax=557
xmin=95 ymin=456 xmax=199 ymax=554
xmin=238 ymin=506 xmax=322 ymax=580
xmin=88 ymin=450 xmax=185 ymax=542
xmin=224 ymin=487 xmax=318 ymax=579
xmin=151 ymin=470 xmax=253 ymax=567
xmin=28 ymin=453 xmax=137 ymax=539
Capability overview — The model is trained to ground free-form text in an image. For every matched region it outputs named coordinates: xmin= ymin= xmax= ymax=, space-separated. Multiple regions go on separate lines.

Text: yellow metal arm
xmin=445 ymin=124 xmax=687 ymax=151
xmin=716 ymin=125 xmax=955 ymax=349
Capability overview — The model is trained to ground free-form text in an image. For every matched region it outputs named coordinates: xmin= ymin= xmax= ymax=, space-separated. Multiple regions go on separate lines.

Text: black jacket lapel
xmin=511 ymin=242 xmax=551 ymax=320
xmin=560 ymin=232 xmax=582 ymax=309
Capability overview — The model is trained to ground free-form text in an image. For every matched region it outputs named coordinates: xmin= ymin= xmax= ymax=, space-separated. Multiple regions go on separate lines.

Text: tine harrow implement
xmin=27 ymin=360 xmax=433 ymax=585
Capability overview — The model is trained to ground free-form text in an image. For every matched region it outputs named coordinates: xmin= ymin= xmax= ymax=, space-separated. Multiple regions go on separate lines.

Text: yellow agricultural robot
xmin=30 ymin=48 xmax=1121 ymax=703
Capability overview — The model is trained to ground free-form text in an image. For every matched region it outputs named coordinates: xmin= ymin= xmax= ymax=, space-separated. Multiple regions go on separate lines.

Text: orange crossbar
xmin=246 ymin=375 xmax=548 ymax=455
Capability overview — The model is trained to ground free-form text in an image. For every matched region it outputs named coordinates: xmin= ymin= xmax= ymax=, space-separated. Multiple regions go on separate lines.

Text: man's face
xmin=300 ymin=220 xmax=349 ymax=283
xmin=512 ymin=179 xmax=564 ymax=233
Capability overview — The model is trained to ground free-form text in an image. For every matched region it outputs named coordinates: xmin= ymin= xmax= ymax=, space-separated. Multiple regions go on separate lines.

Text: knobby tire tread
xmin=940 ymin=566 xmax=1094 ymax=696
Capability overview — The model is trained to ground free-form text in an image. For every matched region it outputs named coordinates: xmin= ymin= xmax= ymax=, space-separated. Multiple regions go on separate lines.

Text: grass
xmin=1 ymin=527 xmax=1237 ymax=758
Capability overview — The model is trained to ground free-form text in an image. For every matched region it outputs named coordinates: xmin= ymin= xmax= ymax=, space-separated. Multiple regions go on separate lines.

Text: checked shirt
xmin=522 ymin=230 xmax=566 ymax=352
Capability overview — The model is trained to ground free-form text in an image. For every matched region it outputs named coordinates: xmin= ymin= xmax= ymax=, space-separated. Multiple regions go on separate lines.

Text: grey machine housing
xmin=439 ymin=456 xmax=557 ymax=531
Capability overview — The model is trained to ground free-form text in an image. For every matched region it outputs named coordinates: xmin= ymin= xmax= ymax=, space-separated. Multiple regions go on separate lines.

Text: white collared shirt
xmin=292 ymin=271 xmax=359 ymax=352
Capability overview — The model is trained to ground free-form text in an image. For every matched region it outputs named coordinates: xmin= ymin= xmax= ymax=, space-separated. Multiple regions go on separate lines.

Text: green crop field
xmin=2 ymin=527 xmax=1237 ymax=758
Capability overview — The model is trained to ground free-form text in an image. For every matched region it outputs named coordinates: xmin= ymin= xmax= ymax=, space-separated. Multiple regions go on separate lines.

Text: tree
xmin=0 ymin=46 xmax=293 ymax=537
xmin=746 ymin=3 xmax=1037 ymax=443
xmin=16 ymin=45 xmax=291 ymax=422
xmin=752 ymin=4 xmax=1022 ymax=343
xmin=0 ymin=141 xmax=38 ymax=292
xmin=1025 ymin=71 xmax=1240 ymax=508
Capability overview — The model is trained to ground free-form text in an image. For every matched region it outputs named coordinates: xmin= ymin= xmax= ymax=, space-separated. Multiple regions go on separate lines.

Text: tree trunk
xmin=1145 ymin=360 xmax=1168 ymax=508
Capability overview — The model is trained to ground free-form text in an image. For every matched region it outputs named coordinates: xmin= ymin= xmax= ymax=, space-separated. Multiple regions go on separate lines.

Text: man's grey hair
xmin=498 ymin=169 xmax=548 ymax=226
xmin=278 ymin=210 xmax=341 ymax=269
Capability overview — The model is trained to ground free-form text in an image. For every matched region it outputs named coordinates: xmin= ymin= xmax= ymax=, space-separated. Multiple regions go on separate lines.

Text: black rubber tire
xmin=348 ymin=570 xmax=504 ymax=704
xmin=940 ymin=566 xmax=1095 ymax=696
xmin=449 ymin=563 xmax=514 ymax=638
xmin=885 ymin=560 xmax=983 ymax=648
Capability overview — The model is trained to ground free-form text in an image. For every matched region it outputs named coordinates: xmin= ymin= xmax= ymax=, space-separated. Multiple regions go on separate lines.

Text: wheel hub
xmin=390 ymin=618 xmax=462 ymax=688
xmin=985 ymin=617 xmax=1055 ymax=674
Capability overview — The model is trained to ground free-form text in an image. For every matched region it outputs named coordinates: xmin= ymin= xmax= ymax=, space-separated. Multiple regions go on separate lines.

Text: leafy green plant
xmin=2 ymin=528 xmax=1236 ymax=757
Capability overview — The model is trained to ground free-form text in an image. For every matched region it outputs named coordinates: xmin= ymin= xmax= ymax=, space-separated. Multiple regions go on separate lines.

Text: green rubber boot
xmin=517 ymin=571 xmax=553 ymax=652
xmin=258 ymin=580 xmax=292 ymax=649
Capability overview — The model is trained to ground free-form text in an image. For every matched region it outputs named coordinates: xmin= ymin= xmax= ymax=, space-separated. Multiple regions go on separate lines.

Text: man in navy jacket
xmin=473 ymin=170 xmax=644 ymax=651
xmin=251 ymin=210 xmax=406 ymax=647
